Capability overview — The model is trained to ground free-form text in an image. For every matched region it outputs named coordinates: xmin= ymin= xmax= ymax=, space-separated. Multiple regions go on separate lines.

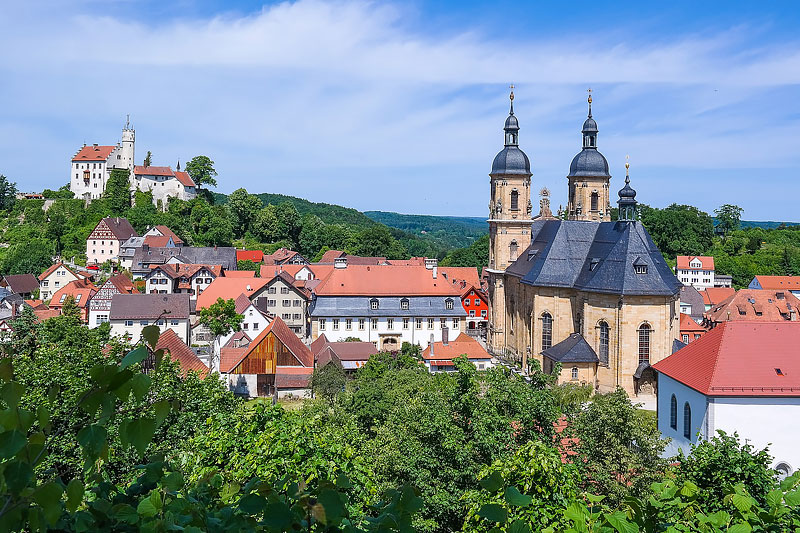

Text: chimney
xmin=442 ymin=326 xmax=449 ymax=346
xmin=432 ymin=266 xmax=438 ymax=279
xmin=791 ymin=308 xmax=797 ymax=322
xmin=425 ymin=258 xmax=438 ymax=270
xmin=429 ymin=334 xmax=435 ymax=356
xmin=334 ymin=257 xmax=347 ymax=269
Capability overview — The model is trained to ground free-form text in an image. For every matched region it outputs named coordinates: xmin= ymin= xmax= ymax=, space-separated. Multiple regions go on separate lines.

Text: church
xmin=486 ymin=90 xmax=681 ymax=398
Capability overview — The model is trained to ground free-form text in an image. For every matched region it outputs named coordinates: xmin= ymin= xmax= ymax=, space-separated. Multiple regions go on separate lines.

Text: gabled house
xmin=214 ymin=293 xmax=272 ymax=356
xmin=39 ymin=263 xmax=87 ymax=301
xmin=50 ymin=279 xmax=97 ymax=322
xmin=313 ymin=333 xmax=379 ymax=371
xmin=422 ymin=331 xmax=493 ymax=372
xmin=133 ymin=165 xmax=196 ymax=205
xmin=679 ymin=313 xmax=707 ymax=344
xmin=260 ymin=272 xmax=310 ymax=338
xmin=155 ymin=329 xmax=208 ymax=378
xmin=0 ymin=274 xmax=40 ymax=299
xmin=458 ymin=284 xmax=488 ymax=337
xmin=130 ymin=245 xmax=237 ymax=278
xmin=262 ymin=248 xmax=308 ymax=266
xmin=86 ymin=217 xmax=138 ymax=266
xmin=698 ymin=287 xmax=736 ymax=311
xmin=748 ymin=276 xmax=800 ymax=299
xmin=675 ymin=256 xmax=716 ymax=290
xmin=144 ymin=225 xmax=184 ymax=246
xmin=219 ymin=316 xmax=313 ymax=399
xmin=88 ymin=274 xmax=136 ymax=328
xmin=237 ymin=250 xmax=264 ymax=264
xmin=541 ymin=332 xmax=599 ymax=385
xmin=109 ymin=293 xmax=191 ymax=344
xmin=144 ymin=264 xmax=222 ymax=299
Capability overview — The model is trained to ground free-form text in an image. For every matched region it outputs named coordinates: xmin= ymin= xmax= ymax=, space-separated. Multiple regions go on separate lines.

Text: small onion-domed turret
xmin=491 ymin=89 xmax=531 ymax=176
xmin=618 ymin=157 xmax=638 ymax=222
xmin=568 ymin=91 xmax=610 ymax=178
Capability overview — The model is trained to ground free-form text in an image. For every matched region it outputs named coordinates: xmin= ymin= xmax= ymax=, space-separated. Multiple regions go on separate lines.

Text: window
xmin=268 ymin=287 xmax=276 ymax=294
xmin=428 ymin=318 xmax=434 ymax=329
xmin=59 ymin=294 xmax=67 ymax=303
xmin=293 ymin=314 xmax=301 ymax=320
xmin=243 ymin=323 xmax=249 ymax=330
xmin=445 ymin=298 xmax=454 ymax=310
xmin=281 ymin=287 xmax=290 ymax=294
xmin=694 ymin=334 xmax=701 ymax=340
xmin=293 ymin=300 xmax=301 ymax=307
xmin=541 ymin=312 xmax=553 ymax=350
xmin=634 ymin=264 xmax=648 ymax=275
xmin=464 ymin=300 xmax=470 ymax=307
xmin=475 ymin=298 xmax=480 ymax=306
xmin=95 ymin=314 xmax=108 ymax=325
xmin=125 ymin=320 xmax=134 ymax=326
xmin=452 ymin=318 xmax=459 ymax=330
xmin=670 ymin=395 xmax=677 ymax=430
xmin=598 ymin=321 xmax=609 ymax=365
xmin=682 ymin=334 xmax=689 ymax=343
xmin=319 ymin=319 xmax=326 ymax=330
xmin=415 ymin=318 xmax=422 ymax=328
xmin=359 ymin=318 xmax=365 ymax=330
xmin=156 ymin=319 xmax=164 ymax=326
xmin=403 ymin=318 xmax=409 ymax=330
xmin=267 ymin=299 xmax=276 ymax=307
xmin=387 ymin=318 xmax=393 ymax=330
xmin=370 ymin=299 xmax=379 ymax=310
xmin=683 ymin=402 xmax=691 ymax=439
xmin=481 ymin=310 xmax=487 ymax=317
xmin=400 ymin=298 xmax=409 ymax=310
xmin=282 ymin=313 xmax=290 ymax=320
xmin=571 ymin=367 xmax=579 ymax=380
xmin=469 ymin=310 xmax=476 ymax=317
xmin=371 ymin=318 xmax=378 ymax=329
xmin=510 ymin=189 xmax=519 ymax=210
xmin=282 ymin=299 xmax=290 ymax=306
xmin=346 ymin=318 xmax=352 ymax=330
xmin=638 ymin=324 xmax=651 ymax=364
xmin=140 ymin=320 xmax=148 ymax=326
xmin=590 ymin=191 xmax=598 ymax=211
xmin=440 ymin=318 xmax=446 ymax=329
xmin=332 ymin=319 xmax=339 ymax=331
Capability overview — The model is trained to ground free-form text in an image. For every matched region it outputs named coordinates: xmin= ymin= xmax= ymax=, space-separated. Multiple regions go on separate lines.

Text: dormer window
xmin=589 ymin=258 xmax=600 ymax=271
xmin=634 ymin=264 xmax=647 ymax=274
xmin=445 ymin=298 xmax=454 ymax=310
xmin=400 ymin=298 xmax=409 ymax=310
xmin=370 ymin=298 xmax=379 ymax=310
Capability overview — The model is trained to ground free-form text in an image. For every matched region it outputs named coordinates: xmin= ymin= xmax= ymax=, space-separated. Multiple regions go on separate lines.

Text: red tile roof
xmin=174 ymin=170 xmax=196 ymax=187
xmin=422 ymin=333 xmax=491 ymax=361
xmin=676 ymin=256 xmax=715 ymax=271
xmin=72 ymin=145 xmax=116 ymax=162
xmin=2 ymin=274 xmax=39 ymax=294
xmin=33 ymin=308 xmax=60 ymax=322
xmin=653 ymin=321 xmax=800 ymax=396
xmin=699 ymin=287 xmax=736 ymax=306
xmin=221 ymin=316 xmax=312 ymax=373
xmin=98 ymin=217 xmax=138 ymax=241
xmin=134 ymin=165 xmax=174 ymax=177
xmin=679 ymin=313 xmax=706 ymax=333
xmin=224 ymin=270 xmax=256 ymax=278
xmin=439 ymin=267 xmax=481 ymax=289
xmin=49 ymin=279 xmax=97 ymax=308
xmin=39 ymin=263 xmax=83 ymax=282
xmin=155 ymin=329 xmax=208 ymax=378
xmin=237 ymin=250 xmax=264 ymax=263
xmin=108 ymin=274 xmax=136 ymax=294
xmin=313 ymin=338 xmax=378 ymax=362
xmin=319 ymin=250 xmax=346 ymax=263
xmin=314 ymin=265 xmax=461 ymax=297
xmin=705 ymin=289 xmax=800 ymax=324
xmin=143 ymin=236 xmax=173 ymax=248
xmin=752 ymin=276 xmax=800 ymax=290
xmin=152 ymin=225 xmax=184 ymax=245
xmin=259 ymin=263 xmax=334 ymax=282
xmin=196 ymin=278 xmax=270 ymax=309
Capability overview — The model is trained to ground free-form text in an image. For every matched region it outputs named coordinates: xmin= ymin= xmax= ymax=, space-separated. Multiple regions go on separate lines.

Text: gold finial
xmin=587 ymin=87 xmax=592 ymax=104
xmin=625 ymin=155 xmax=630 ymax=175
xmin=509 ymin=84 xmax=515 ymax=101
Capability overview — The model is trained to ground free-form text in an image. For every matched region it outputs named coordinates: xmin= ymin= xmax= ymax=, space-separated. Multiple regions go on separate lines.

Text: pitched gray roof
xmin=541 ymin=333 xmax=599 ymax=363
xmin=3 ymin=274 xmax=39 ymax=294
xmin=102 ymin=217 xmax=138 ymax=240
xmin=310 ymin=295 xmax=467 ymax=318
xmin=680 ymin=286 xmax=705 ymax=319
xmin=507 ymin=220 xmax=681 ymax=297
xmin=131 ymin=246 xmax=237 ymax=273
xmin=109 ymin=293 xmax=190 ymax=320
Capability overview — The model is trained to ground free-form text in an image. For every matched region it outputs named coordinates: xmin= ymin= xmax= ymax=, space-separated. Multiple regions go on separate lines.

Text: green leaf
xmin=121 ymin=346 xmax=149 ymax=370
xmin=784 ymin=489 xmax=800 ymax=506
xmin=605 ymin=511 xmax=639 ymax=533
xmin=66 ymin=478 xmax=84 ymax=512
xmin=142 ymin=326 xmax=161 ymax=349
xmin=262 ymin=501 xmax=293 ymax=529
xmin=316 ymin=488 xmax=345 ymax=525
xmin=508 ymin=520 xmax=532 ymax=533
xmin=33 ymin=482 xmax=64 ymax=525
xmin=479 ymin=471 xmax=503 ymax=493
xmin=77 ymin=424 xmax=107 ymax=460
xmin=112 ymin=503 xmax=139 ymax=525
xmin=0 ymin=429 xmax=26 ymax=458
xmin=153 ymin=400 xmax=170 ymax=427
xmin=1 ymin=382 xmax=24 ymax=408
xmin=220 ymin=481 xmax=240 ymax=501
xmin=504 ymin=486 xmax=533 ymax=507
xmin=0 ymin=358 xmax=13 ymax=381
xmin=766 ymin=489 xmax=783 ymax=509
xmin=730 ymin=493 xmax=753 ymax=513
xmin=4 ymin=460 xmax=33 ymax=494
xmin=37 ymin=405 xmax=50 ymax=431
xmin=137 ymin=497 xmax=158 ymax=518
xmin=564 ymin=501 xmax=588 ymax=524
xmin=163 ymin=471 xmax=184 ymax=492
xmin=727 ymin=523 xmax=752 ymax=533
xmin=125 ymin=418 xmax=156 ymax=456
xmin=150 ymin=490 xmax=163 ymax=510
xmin=130 ymin=374 xmax=152 ymax=402
xmin=238 ymin=493 xmax=266 ymax=515
xmin=336 ymin=472 xmax=352 ymax=489
xmin=477 ymin=504 xmax=507 ymax=523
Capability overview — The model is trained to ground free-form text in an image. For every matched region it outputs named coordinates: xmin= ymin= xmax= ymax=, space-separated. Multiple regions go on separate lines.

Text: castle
xmin=486 ymin=90 xmax=681 ymax=398
xmin=69 ymin=118 xmax=196 ymax=205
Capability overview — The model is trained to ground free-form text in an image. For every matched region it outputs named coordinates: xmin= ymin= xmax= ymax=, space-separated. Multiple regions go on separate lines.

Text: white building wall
xmin=110 ymin=318 xmax=190 ymax=344
xmin=676 ymin=268 xmax=715 ymax=290
xmin=146 ymin=271 xmax=174 ymax=294
xmin=316 ymin=316 xmax=463 ymax=349
xmin=134 ymin=176 xmax=195 ymax=206
xmin=87 ymin=238 xmax=123 ymax=265
xmin=216 ymin=305 xmax=271 ymax=356
xmin=657 ymin=373 xmax=709 ymax=458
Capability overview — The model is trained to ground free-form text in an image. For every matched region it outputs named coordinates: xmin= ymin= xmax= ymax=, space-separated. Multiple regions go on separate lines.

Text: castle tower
xmin=567 ymin=90 xmax=611 ymax=221
xmin=120 ymin=115 xmax=135 ymax=172
xmin=487 ymin=88 xmax=534 ymax=355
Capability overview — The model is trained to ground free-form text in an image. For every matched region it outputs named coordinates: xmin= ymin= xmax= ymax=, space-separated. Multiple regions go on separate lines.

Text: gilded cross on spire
xmin=509 ymin=84 xmax=515 ymax=114
xmin=587 ymin=88 xmax=593 ymax=117
xmin=625 ymin=155 xmax=630 ymax=180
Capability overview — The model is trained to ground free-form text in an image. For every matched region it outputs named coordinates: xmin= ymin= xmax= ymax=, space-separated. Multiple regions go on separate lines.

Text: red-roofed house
xmin=69 ymin=123 xmax=135 ymax=200
xmin=144 ymin=225 xmax=184 ymax=246
xmin=39 ymin=263 xmax=88 ymax=301
xmin=703 ymin=289 xmax=800 ymax=327
xmin=262 ymin=248 xmax=308 ymax=266
xmin=237 ymin=250 xmax=264 ymax=263
xmin=679 ymin=313 xmax=707 ymax=344
xmin=675 ymin=256 xmax=716 ymax=290
xmin=133 ymin=164 xmax=196 ymax=205
xmin=214 ymin=293 xmax=272 ymax=355
xmin=88 ymin=274 xmax=136 ymax=328
xmin=313 ymin=333 xmax=379 ymax=371
xmin=49 ymin=279 xmax=97 ymax=322
xmin=220 ymin=316 xmax=313 ymax=398
xmin=459 ymin=284 xmax=488 ymax=338
xmin=155 ymin=329 xmax=208 ymax=378
xmin=698 ymin=287 xmax=736 ymax=311
xmin=422 ymin=331 xmax=493 ymax=372
xmin=654 ymin=321 xmax=800 ymax=476
xmin=749 ymin=276 xmax=800 ymax=299
xmin=143 ymin=264 xmax=222 ymax=300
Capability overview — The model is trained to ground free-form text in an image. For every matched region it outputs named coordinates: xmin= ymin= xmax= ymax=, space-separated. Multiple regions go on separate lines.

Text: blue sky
xmin=1 ymin=1 xmax=799 ymax=220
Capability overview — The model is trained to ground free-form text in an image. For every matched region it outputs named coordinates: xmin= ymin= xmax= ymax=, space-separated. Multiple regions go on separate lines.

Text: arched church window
xmin=511 ymin=189 xmax=519 ymax=211
xmin=598 ymin=321 xmax=609 ymax=365
xmin=683 ymin=402 xmax=692 ymax=439
xmin=541 ymin=312 xmax=553 ymax=351
xmin=670 ymin=395 xmax=677 ymax=430
xmin=638 ymin=324 xmax=651 ymax=364
xmin=509 ymin=240 xmax=519 ymax=262
xmin=591 ymin=191 xmax=599 ymax=211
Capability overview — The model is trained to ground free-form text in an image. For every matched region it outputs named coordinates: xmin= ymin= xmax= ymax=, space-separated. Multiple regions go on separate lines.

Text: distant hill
xmin=738 ymin=220 xmax=800 ymax=229
xmin=364 ymin=211 xmax=488 ymax=249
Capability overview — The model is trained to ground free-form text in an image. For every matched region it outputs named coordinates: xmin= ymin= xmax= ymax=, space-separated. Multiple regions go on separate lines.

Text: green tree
xmin=185 ymin=155 xmax=218 ymax=188
xmin=440 ymin=234 xmax=489 ymax=269
xmin=44 ymin=209 xmax=67 ymax=256
xmin=6 ymin=306 xmax=40 ymax=357
xmin=198 ymin=297 xmax=243 ymax=369
xmin=639 ymin=203 xmax=714 ymax=258
xmin=103 ymin=168 xmax=131 ymax=214
xmin=349 ymin=225 xmax=408 ymax=259
xmin=1 ymin=239 xmax=53 ymax=275
xmin=0 ymin=174 xmax=18 ymax=210
xmin=227 ymin=187 xmax=263 ymax=238
xmin=237 ymin=259 xmax=260 ymax=272
xmin=252 ymin=204 xmax=280 ymax=242
xmin=143 ymin=150 xmax=152 ymax=167
xmin=310 ymin=362 xmax=347 ymax=406
xmin=715 ymin=204 xmax=744 ymax=237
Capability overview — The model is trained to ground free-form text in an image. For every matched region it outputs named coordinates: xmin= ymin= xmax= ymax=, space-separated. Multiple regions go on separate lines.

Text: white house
xmin=421 ymin=331 xmax=494 ymax=372
xmin=309 ymin=263 xmax=467 ymax=351
xmin=109 ymin=293 xmax=191 ymax=344
xmin=143 ymin=264 xmax=222 ymax=300
xmin=86 ymin=217 xmax=138 ymax=266
xmin=88 ymin=274 xmax=136 ymax=328
xmin=214 ymin=293 xmax=272 ymax=358
xmin=653 ymin=321 xmax=800 ymax=478
xmin=133 ymin=165 xmax=197 ymax=206
xmin=38 ymin=263 xmax=87 ymax=301
xmin=70 ymin=122 xmax=135 ymax=200
xmin=675 ymin=256 xmax=716 ymax=290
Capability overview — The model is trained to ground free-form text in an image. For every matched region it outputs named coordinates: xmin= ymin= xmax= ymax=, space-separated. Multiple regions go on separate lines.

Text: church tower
xmin=119 ymin=115 xmax=135 ymax=172
xmin=567 ymin=91 xmax=611 ymax=221
xmin=487 ymin=89 xmax=534 ymax=354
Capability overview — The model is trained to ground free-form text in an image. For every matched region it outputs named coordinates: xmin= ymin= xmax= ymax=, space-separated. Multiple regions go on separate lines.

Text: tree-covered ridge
xmin=364 ymin=211 xmax=487 ymax=249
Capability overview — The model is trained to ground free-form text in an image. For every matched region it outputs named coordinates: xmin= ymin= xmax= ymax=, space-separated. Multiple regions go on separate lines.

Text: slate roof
xmin=654 ymin=321 xmax=800 ymax=396
xmin=310 ymin=295 xmax=466 ymax=318
xmin=2 ymin=274 xmax=39 ymax=294
xmin=680 ymin=286 xmax=706 ymax=319
xmin=131 ymin=246 xmax=238 ymax=273
xmin=506 ymin=220 xmax=681 ymax=297
xmin=109 ymin=293 xmax=190 ymax=320
xmin=541 ymin=333 xmax=599 ymax=363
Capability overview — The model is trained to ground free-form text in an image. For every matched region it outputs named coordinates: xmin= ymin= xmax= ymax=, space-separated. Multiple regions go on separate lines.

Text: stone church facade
xmin=487 ymin=92 xmax=681 ymax=397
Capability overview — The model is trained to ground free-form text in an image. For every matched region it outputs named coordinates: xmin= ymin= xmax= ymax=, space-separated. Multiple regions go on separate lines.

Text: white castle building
xmin=69 ymin=119 xmax=196 ymax=205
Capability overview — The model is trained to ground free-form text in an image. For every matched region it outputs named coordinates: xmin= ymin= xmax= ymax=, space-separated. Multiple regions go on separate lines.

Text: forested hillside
xmin=364 ymin=211 xmax=487 ymax=249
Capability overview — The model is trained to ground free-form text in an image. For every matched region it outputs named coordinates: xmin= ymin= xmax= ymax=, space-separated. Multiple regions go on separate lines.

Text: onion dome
xmin=491 ymin=88 xmax=531 ymax=175
xmin=568 ymin=91 xmax=610 ymax=178
xmin=618 ymin=157 xmax=638 ymax=222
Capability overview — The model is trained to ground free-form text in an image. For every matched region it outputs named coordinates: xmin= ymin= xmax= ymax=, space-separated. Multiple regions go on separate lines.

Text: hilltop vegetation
xmin=364 ymin=211 xmax=487 ymax=249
